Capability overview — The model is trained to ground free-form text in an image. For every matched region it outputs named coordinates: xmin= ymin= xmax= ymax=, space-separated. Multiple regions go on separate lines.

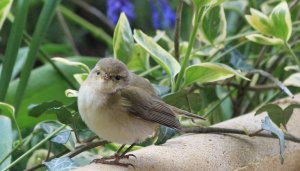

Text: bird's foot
xmin=91 ymin=154 xmax=136 ymax=167
xmin=92 ymin=158 xmax=135 ymax=168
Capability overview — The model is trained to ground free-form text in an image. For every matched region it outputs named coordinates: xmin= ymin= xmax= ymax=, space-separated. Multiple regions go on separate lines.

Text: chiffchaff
xmin=78 ymin=57 xmax=205 ymax=167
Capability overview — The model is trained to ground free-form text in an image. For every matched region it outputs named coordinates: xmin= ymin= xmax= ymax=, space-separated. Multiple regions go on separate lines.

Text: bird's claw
xmin=91 ymin=153 xmax=136 ymax=167
xmin=121 ymin=154 xmax=136 ymax=159
xmin=91 ymin=158 xmax=135 ymax=168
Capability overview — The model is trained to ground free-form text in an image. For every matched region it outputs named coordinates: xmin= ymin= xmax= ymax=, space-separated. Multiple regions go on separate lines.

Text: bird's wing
xmin=128 ymin=73 xmax=157 ymax=97
xmin=120 ymin=86 xmax=181 ymax=130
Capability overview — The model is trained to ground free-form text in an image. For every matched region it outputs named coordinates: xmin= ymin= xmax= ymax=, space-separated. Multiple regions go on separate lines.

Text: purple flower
xmin=107 ymin=0 xmax=135 ymax=25
xmin=150 ymin=0 xmax=176 ymax=30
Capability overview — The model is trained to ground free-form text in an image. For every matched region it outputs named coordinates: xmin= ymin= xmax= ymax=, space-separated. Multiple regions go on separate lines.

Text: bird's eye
xmin=115 ymin=75 xmax=122 ymax=80
xmin=96 ymin=71 xmax=101 ymax=76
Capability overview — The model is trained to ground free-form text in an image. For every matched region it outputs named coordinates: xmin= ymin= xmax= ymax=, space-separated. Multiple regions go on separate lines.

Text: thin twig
xmin=25 ymin=140 xmax=109 ymax=171
xmin=249 ymin=69 xmax=293 ymax=98
xmin=290 ymin=0 xmax=300 ymax=10
xmin=69 ymin=140 xmax=109 ymax=158
xmin=56 ymin=10 xmax=80 ymax=55
xmin=70 ymin=0 xmax=114 ymax=31
xmin=183 ymin=127 xmax=300 ymax=143
xmin=212 ymin=82 xmax=280 ymax=91
xmin=46 ymin=142 xmax=52 ymax=161
xmin=174 ymin=0 xmax=184 ymax=61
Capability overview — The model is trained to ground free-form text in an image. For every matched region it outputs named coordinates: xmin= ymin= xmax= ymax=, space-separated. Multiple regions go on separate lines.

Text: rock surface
xmin=74 ymin=95 xmax=300 ymax=171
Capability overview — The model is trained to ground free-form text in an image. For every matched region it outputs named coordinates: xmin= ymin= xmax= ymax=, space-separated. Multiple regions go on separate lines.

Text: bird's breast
xmin=78 ymin=84 xmax=158 ymax=144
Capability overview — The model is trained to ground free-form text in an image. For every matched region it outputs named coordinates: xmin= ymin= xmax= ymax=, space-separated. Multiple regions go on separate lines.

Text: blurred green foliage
xmin=0 ymin=0 xmax=300 ymax=170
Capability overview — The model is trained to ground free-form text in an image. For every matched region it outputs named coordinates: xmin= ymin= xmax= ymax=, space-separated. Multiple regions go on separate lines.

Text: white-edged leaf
xmin=0 ymin=102 xmax=20 ymax=140
xmin=133 ymin=29 xmax=181 ymax=81
xmin=65 ymin=89 xmax=78 ymax=98
xmin=73 ymin=73 xmax=88 ymax=85
xmin=245 ymin=8 xmax=273 ymax=36
xmin=284 ymin=73 xmax=300 ymax=87
xmin=0 ymin=0 xmax=13 ymax=30
xmin=44 ymin=156 xmax=78 ymax=171
xmin=0 ymin=116 xmax=12 ymax=170
xmin=0 ymin=102 xmax=14 ymax=120
xmin=184 ymin=63 xmax=249 ymax=86
xmin=284 ymin=65 xmax=299 ymax=72
xmin=52 ymin=57 xmax=90 ymax=73
xmin=246 ymin=34 xmax=283 ymax=45
xmin=261 ymin=116 xmax=285 ymax=164
xmin=270 ymin=1 xmax=292 ymax=41
xmin=36 ymin=121 xmax=71 ymax=144
xmin=113 ymin=13 xmax=134 ymax=63
xmin=199 ymin=5 xmax=227 ymax=45
xmin=127 ymin=44 xmax=149 ymax=72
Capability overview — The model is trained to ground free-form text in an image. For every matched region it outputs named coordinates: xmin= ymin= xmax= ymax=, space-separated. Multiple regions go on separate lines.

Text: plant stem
xmin=183 ymin=126 xmax=300 ymax=143
xmin=2 ymin=125 xmax=66 ymax=171
xmin=0 ymin=0 xmax=30 ymax=101
xmin=138 ymin=65 xmax=160 ymax=77
xmin=174 ymin=0 xmax=184 ymax=61
xmin=284 ymin=41 xmax=300 ymax=70
xmin=14 ymin=0 xmax=62 ymax=113
xmin=58 ymin=5 xmax=113 ymax=48
xmin=173 ymin=7 xmax=203 ymax=92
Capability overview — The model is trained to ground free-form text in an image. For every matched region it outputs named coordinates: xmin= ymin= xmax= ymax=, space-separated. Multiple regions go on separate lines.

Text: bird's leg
xmin=92 ymin=143 xmax=136 ymax=167
xmin=119 ymin=143 xmax=136 ymax=159
xmin=97 ymin=144 xmax=126 ymax=160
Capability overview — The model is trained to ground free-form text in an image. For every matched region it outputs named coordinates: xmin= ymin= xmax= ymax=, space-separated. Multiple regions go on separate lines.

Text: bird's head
xmin=87 ymin=58 xmax=130 ymax=94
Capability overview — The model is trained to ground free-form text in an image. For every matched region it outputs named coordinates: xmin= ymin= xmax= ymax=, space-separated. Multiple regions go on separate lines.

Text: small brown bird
xmin=78 ymin=57 xmax=205 ymax=167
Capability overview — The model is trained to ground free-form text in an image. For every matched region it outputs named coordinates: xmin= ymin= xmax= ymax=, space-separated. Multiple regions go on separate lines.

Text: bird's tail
xmin=167 ymin=105 xmax=206 ymax=120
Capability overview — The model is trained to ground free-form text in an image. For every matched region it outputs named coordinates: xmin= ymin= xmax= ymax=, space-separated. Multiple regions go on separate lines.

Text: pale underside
xmin=78 ymin=82 xmax=159 ymax=144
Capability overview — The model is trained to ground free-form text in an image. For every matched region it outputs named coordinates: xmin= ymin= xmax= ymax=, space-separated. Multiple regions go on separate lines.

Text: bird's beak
xmin=102 ymin=73 xmax=110 ymax=81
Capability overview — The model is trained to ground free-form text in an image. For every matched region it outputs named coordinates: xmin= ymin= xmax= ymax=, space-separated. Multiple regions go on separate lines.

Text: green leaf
xmin=284 ymin=73 xmax=300 ymax=87
xmin=246 ymin=34 xmax=283 ymax=45
xmin=155 ymin=125 xmax=177 ymax=145
xmin=245 ymin=8 xmax=273 ymax=36
xmin=113 ymin=13 xmax=134 ymax=64
xmin=199 ymin=5 xmax=227 ymax=45
xmin=0 ymin=116 xmax=12 ymax=170
xmin=261 ymin=116 xmax=285 ymax=164
xmin=14 ymin=0 xmax=62 ymax=111
xmin=73 ymin=73 xmax=88 ymax=85
xmin=36 ymin=121 xmax=71 ymax=144
xmin=0 ymin=102 xmax=22 ymax=140
xmin=163 ymin=89 xmax=202 ymax=112
xmin=52 ymin=57 xmax=90 ymax=73
xmin=0 ymin=0 xmax=13 ymax=30
xmin=65 ymin=89 xmax=78 ymax=98
xmin=26 ymin=149 xmax=51 ymax=169
xmin=133 ymin=30 xmax=181 ymax=81
xmin=282 ymin=104 xmax=300 ymax=127
xmin=44 ymin=156 xmax=78 ymax=171
xmin=184 ymin=63 xmax=249 ymax=86
xmin=255 ymin=103 xmax=299 ymax=128
xmin=256 ymin=104 xmax=283 ymax=126
xmin=127 ymin=44 xmax=149 ymax=72
xmin=28 ymin=101 xmax=63 ymax=118
xmin=270 ymin=1 xmax=292 ymax=41
xmin=6 ymin=57 xmax=97 ymax=129
xmin=28 ymin=100 xmax=77 ymax=126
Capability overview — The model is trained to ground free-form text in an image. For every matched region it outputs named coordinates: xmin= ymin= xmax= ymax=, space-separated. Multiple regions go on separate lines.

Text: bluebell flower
xmin=107 ymin=0 xmax=135 ymax=25
xmin=150 ymin=0 xmax=176 ymax=30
